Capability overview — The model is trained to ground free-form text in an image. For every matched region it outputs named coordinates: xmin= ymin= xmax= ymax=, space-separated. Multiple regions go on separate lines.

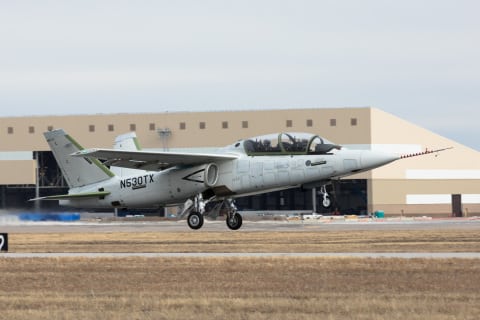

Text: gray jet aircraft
xmin=32 ymin=129 xmax=446 ymax=230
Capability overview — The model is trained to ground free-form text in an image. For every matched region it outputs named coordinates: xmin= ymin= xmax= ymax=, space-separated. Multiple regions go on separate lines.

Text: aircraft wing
xmin=72 ymin=148 xmax=239 ymax=171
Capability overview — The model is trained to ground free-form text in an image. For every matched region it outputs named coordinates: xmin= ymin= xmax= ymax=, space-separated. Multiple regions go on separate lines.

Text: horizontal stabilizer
xmin=30 ymin=191 xmax=110 ymax=201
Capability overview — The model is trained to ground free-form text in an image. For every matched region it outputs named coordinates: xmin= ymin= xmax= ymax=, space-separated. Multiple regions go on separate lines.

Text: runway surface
xmin=2 ymin=217 xmax=479 ymax=259
xmin=2 ymin=216 xmax=480 ymax=233
xmin=2 ymin=252 xmax=480 ymax=259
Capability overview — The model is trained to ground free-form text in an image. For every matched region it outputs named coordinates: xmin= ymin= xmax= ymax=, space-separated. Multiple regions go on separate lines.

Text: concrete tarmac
xmin=1 ymin=217 xmax=480 ymax=233
xmin=2 ymin=217 xmax=479 ymax=259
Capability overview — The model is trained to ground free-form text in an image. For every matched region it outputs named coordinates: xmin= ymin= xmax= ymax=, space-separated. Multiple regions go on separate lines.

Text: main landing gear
xmin=186 ymin=194 xmax=243 ymax=231
xmin=187 ymin=194 xmax=206 ymax=230
xmin=187 ymin=211 xmax=204 ymax=230
xmin=225 ymin=199 xmax=242 ymax=230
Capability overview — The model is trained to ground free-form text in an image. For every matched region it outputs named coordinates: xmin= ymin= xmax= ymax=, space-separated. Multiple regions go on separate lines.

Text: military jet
xmin=32 ymin=129 xmax=443 ymax=230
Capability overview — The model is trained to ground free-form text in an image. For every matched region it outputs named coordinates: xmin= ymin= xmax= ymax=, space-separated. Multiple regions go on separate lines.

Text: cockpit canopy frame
xmin=243 ymin=132 xmax=341 ymax=156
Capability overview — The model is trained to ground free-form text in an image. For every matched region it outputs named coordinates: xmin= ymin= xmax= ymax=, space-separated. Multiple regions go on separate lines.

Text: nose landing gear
xmin=320 ymin=185 xmax=332 ymax=208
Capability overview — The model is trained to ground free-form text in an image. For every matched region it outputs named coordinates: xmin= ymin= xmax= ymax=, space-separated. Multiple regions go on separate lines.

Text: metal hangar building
xmin=0 ymin=107 xmax=478 ymax=217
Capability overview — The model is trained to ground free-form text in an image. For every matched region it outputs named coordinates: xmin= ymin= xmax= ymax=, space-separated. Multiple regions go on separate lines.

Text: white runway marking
xmin=2 ymin=252 xmax=480 ymax=259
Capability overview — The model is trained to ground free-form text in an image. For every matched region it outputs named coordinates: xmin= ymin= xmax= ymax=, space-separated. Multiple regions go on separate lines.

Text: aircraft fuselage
xmin=61 ymin=148 xmax=396 ymax=209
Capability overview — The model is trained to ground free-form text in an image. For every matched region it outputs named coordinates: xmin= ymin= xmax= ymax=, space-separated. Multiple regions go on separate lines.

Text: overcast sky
xmin=1 ymin=0 xmax=479 ymax=149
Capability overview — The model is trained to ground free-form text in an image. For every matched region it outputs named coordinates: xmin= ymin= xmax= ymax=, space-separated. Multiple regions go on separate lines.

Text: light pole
xmin=157 ymin=128 xmax=172 ymax=151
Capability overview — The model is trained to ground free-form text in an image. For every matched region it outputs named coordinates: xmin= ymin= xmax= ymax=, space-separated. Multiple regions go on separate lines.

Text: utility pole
xmin=157 ymin=128 xmax=172 ymax=151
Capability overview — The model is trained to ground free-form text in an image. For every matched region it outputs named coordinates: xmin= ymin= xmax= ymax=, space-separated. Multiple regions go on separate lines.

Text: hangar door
xmin=452 ymin=194 xmax=462 ymax=217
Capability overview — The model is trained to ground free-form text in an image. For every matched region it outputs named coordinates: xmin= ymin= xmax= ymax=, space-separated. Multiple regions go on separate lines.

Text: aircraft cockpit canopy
xmin=243 ymin=133 xmax=341 ymax=156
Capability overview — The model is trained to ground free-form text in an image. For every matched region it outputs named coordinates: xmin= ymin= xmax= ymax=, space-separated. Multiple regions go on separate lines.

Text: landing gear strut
xmin=320 ymin=185 xmax=331 ymax=208
xmin=185 ymin=195 xmax=243 ymax=230
xmin=225 ymin=199 xmax=243 ymax=230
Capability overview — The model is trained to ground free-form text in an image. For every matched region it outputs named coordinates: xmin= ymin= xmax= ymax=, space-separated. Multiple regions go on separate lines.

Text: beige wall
xmin=367 ymin=108 xmax=480 ymax=215
xmin=370 ymin=108 xmax=480 ymax=178
xmin=0 ymin=160 xmax=36 ymax=184
xmin=370 ymin=179 xmax=480 ymax=214
xmin=372 ymin=179 xmax=480 ymax=203
xmin=0 ymin=108 xmax=372 ymax=151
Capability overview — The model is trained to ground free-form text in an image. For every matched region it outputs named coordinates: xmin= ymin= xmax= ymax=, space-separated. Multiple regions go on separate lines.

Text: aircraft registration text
xmin=120 ymin=174 xmax=154 ymax=189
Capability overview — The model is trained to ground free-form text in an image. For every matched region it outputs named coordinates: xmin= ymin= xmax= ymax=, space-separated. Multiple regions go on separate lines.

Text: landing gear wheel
xmin=226 ymin=212 xmax=243 ymax=230
xmin=322 ymin=195 xmax=331 ymax=208
xmin=187 ymin=211 xmax=204 ymax=230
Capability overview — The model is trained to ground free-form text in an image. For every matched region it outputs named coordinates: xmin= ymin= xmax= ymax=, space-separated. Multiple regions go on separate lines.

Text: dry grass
xmin=9 ymin=229 xmax=480 ymax=253
xmin=0 ymin=257 xmax=479 ymax=320
xmin=2 ymin=229 xmax=479 ymax=319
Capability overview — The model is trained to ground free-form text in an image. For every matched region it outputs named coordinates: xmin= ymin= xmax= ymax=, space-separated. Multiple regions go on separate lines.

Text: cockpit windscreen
xmin=243 ymin=133 xmax=341 ymax=155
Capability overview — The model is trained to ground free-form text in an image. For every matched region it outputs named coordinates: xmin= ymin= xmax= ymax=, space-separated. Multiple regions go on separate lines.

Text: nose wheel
xmin=320 ymin=185 xmax=332 ymax=208
xmin=322 ymin=194 xmax=331 ymax=208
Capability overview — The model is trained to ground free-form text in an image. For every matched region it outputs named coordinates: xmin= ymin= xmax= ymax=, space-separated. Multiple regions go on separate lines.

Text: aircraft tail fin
xmin=44 ymin=129 xmax=115 ymax=188
xmin=111 ymin=131 xmax=145 ymax=176
xmin=113 ymin=132 xmax=142 ymax=151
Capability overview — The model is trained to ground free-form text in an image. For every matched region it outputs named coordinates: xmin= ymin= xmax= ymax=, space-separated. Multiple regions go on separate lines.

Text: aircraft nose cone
xmin=361 ymin=150 xmax=399 ymax=170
